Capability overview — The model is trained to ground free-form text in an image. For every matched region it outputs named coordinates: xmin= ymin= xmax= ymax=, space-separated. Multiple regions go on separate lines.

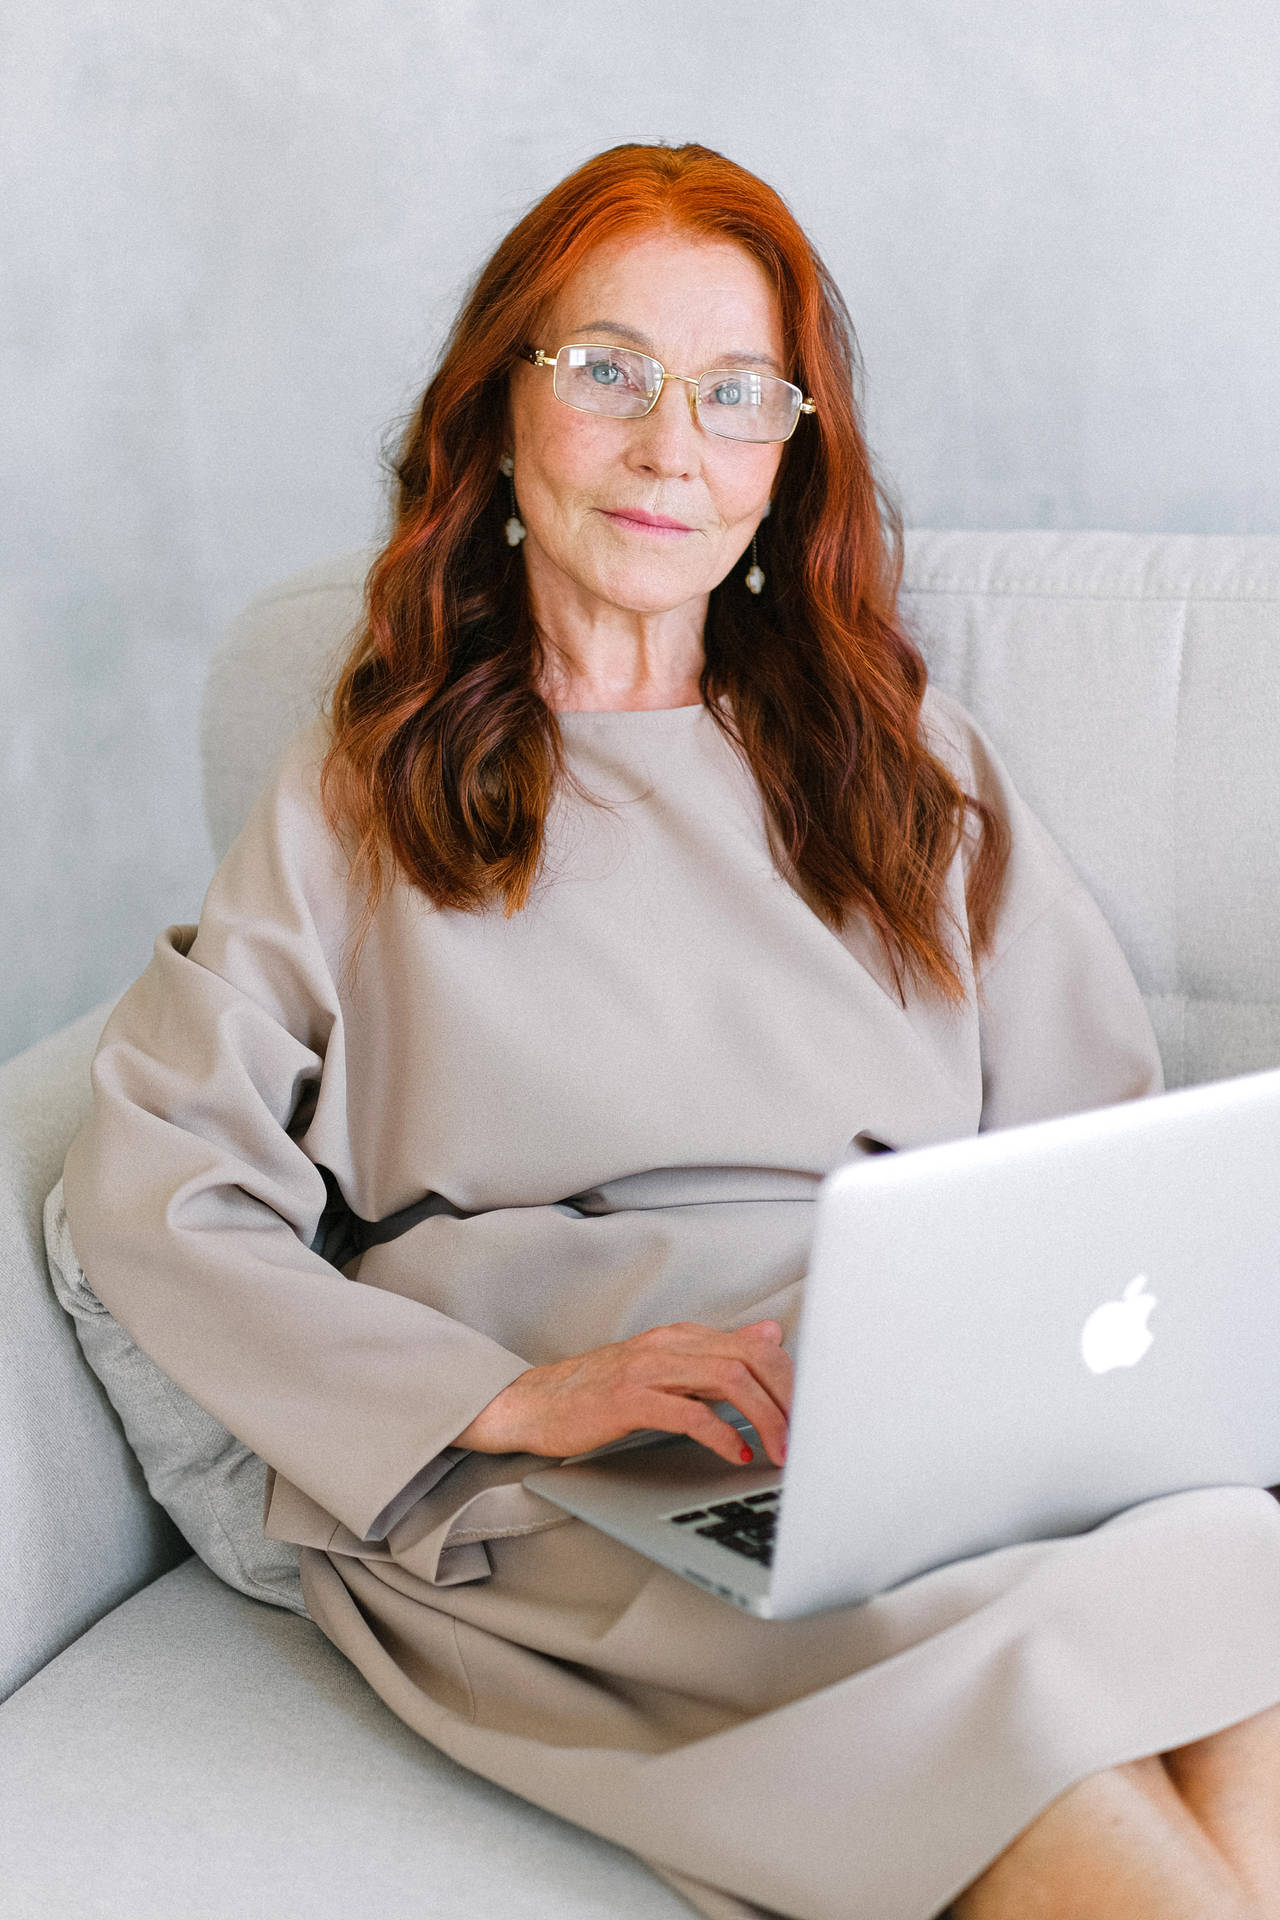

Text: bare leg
xmin=1162 ymin=1701 xmax=1280 ymax=1907
xmin=950 ymin=1713 xmax=1280 ymax=1920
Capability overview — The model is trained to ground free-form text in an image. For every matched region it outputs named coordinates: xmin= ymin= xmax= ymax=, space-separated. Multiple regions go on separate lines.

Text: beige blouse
xmin=62 ymin=690 xmax=1162 ymax=1555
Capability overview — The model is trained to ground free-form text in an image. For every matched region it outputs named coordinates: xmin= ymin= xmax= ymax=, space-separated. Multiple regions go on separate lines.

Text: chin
xmin=583 ymin=564 xmax=707 ymax=617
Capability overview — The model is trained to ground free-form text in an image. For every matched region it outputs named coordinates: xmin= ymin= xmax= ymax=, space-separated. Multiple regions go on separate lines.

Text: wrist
xmin=452 ymin=1374 xmax=527 ymax=1453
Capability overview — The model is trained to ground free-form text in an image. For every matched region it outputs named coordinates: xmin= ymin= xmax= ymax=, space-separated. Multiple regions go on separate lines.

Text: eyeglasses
xmin=524 ymin=343 xmax=816 ymax=444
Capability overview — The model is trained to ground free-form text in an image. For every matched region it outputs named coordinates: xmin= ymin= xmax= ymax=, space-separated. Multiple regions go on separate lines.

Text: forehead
xmin=543 ymin=227 xmax=785 ymax=365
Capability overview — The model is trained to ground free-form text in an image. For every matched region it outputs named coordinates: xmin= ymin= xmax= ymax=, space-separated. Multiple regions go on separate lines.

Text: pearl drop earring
xmin=499 ymin=453 xmax=527 ymax=546
xmin=745 ymin=533 xmax=765 ymax=595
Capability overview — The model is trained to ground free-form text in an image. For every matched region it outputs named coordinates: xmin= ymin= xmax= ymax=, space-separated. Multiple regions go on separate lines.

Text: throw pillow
xmin=43 ymin=1178 xmax=307 ymax=1617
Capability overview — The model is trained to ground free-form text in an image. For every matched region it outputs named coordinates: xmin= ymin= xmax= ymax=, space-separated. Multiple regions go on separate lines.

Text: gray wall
xmin=5 ymin=0 xmax=1279 ymax=1063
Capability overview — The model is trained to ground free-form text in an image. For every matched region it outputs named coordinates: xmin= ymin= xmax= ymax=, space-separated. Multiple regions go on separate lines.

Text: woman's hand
xmin=453 ymin=1319 xmax=792 ymax=1468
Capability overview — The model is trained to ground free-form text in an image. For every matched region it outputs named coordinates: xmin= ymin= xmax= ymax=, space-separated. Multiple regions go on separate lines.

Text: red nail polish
xmin=740 ymin=1444 xmax=754 ymax=1464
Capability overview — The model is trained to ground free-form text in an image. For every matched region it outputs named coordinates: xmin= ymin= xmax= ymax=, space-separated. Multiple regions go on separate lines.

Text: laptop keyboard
xmin=668 ymin=1489 xmax=781 ymax=1567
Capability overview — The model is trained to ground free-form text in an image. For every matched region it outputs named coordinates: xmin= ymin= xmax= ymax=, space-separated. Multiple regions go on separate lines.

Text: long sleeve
xmin=61 ymin=724 xmax=531 ymax=1544
xmin=976 ymin=881 xmax=1164 ymax=1129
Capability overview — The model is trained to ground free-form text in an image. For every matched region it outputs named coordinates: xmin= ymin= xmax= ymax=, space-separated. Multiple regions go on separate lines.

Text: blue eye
xmin=590 ymin=361 xmax=624 ymax=386
xmin=711 ymin=380 xmax=744 ymax=406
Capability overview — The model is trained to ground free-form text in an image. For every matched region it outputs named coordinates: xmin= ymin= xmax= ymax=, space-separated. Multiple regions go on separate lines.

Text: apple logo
xmin=1080 ymin=1274 xmax=1158 ymax=1375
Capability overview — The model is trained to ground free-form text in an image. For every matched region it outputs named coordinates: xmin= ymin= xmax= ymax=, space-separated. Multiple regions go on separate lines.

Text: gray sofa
xmin=4 ymin=528 xmax=1279 ymax=1918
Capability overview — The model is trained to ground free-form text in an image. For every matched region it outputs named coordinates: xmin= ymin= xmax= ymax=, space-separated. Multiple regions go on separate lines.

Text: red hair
xmin=322 ymin=142 xmax=1007 ymax=1001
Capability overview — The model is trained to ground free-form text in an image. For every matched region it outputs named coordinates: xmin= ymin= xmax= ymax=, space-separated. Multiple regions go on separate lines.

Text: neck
xmin=525 ymin=557 xmax=708 ymax=713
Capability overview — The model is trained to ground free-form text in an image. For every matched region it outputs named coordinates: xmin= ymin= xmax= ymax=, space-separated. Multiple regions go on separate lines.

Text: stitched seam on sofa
xmin=900 ymin=581 xmax=1280 ymax=602
xmin=1184 ymin=995 xmax=1280 ymax=1009
xmin=259 ymin=577 xmax=1280 ymax=613
xmin=1141 ymin=990 xmax=1280 ymax=1011
xmin=1170 ymin=592 xmax=1190 ymax=1085
xmin=247 ymin=561 xmax=1280 ymax=610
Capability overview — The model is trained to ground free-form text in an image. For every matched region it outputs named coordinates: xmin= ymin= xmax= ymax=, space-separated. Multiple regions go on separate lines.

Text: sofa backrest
xmin=202 ymin=531 xmax=1280 ymax=1090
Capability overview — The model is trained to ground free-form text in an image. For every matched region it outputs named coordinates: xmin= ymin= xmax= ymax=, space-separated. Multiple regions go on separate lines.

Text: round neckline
xmin=554 ymin=700 xmax=714 ymax=724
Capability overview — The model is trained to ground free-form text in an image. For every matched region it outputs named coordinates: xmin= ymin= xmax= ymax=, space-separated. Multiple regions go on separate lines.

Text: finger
xmin=622 ymin=1324 xmax=793 ymax=1441
xmin=635 ymin=1321 xmax=729 ymax=1354
xmin=645 ymin=1317 xmax=781 ymax=1347
xmin=689 ymin=1326 xmax=795 ymax=1423
xmin=645 ymin=1320 xmax=792 ymax=1400
xmin=697 ymin=1360 xmax=789 ymax=1468
xmin=629 ymin=1327 xmax=794 ymax=1429
xmin=631 ymin=1389 xmax=756 ymax=1468
xmin=632 ymin=1354 xmax=789 ymax=1467
xmin=728 ymin=1326 xmax=795 ymax=1416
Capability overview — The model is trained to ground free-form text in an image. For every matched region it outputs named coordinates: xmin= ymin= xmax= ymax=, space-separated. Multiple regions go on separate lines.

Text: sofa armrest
xmin=0 ymin=1002 xmax=187 ymax=1701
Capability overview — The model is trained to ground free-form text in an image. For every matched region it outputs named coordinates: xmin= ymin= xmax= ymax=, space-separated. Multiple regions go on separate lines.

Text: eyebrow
xmin=565 ymin=318 xmax=785 ymax=376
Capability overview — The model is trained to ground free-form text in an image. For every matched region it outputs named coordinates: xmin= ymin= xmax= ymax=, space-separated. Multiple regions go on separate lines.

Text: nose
xmin=625 ymin=376 xmax=702 ymax=480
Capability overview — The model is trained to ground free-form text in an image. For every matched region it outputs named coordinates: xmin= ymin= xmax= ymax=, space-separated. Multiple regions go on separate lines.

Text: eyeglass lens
xmin=551 ymin=345 xmax=801 ymax=443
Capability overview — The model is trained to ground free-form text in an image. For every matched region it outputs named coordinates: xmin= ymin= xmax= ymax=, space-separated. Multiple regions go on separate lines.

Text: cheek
xmin=522 ymin=461 xmax=602 ymax=553
xmin=713 ymin=449 xmax=782 ymax=527
xmin=517 ymin=399 xmax=617 ymax=497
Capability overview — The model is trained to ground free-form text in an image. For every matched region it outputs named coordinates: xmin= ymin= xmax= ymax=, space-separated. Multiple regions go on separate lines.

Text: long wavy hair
xmin=321 ymin=141 xmax=1007 ymax=1002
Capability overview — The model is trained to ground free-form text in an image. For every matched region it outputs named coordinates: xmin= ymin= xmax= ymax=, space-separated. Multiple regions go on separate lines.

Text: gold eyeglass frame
xmin=523 ymin=344 xmax=817 ymax=444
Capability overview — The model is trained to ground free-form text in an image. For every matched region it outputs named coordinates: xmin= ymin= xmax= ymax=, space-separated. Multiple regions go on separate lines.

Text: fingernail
xmin=740 ymin=1444 xmax=754 ymax=1464
xmin=779 ymin=1440 xmax=788 ymax=1463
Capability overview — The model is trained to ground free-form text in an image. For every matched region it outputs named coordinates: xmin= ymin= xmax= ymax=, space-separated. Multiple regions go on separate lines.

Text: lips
xmin=602 ymin=507 xmax=694 ymax=533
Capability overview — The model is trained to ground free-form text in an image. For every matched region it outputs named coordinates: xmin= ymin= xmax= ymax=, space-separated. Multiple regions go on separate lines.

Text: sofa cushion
xmin=0 ymin=1557 xmax=695 ymax=1920
xmin=43 ymin=1178 xmax=306 ymax=1618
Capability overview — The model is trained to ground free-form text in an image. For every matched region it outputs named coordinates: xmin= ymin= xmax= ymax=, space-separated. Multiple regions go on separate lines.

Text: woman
xmin=62 ymin=143 xmax=1280 ymax=1920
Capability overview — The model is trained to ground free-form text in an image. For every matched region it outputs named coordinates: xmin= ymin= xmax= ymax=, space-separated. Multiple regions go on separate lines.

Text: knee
xmin=950 ymin=1755 xmax=1264 ymax=1920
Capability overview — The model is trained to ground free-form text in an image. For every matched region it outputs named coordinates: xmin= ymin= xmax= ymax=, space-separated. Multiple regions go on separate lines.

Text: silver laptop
xmin=524 ymin=1067 xmax=1280 ymax=1619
